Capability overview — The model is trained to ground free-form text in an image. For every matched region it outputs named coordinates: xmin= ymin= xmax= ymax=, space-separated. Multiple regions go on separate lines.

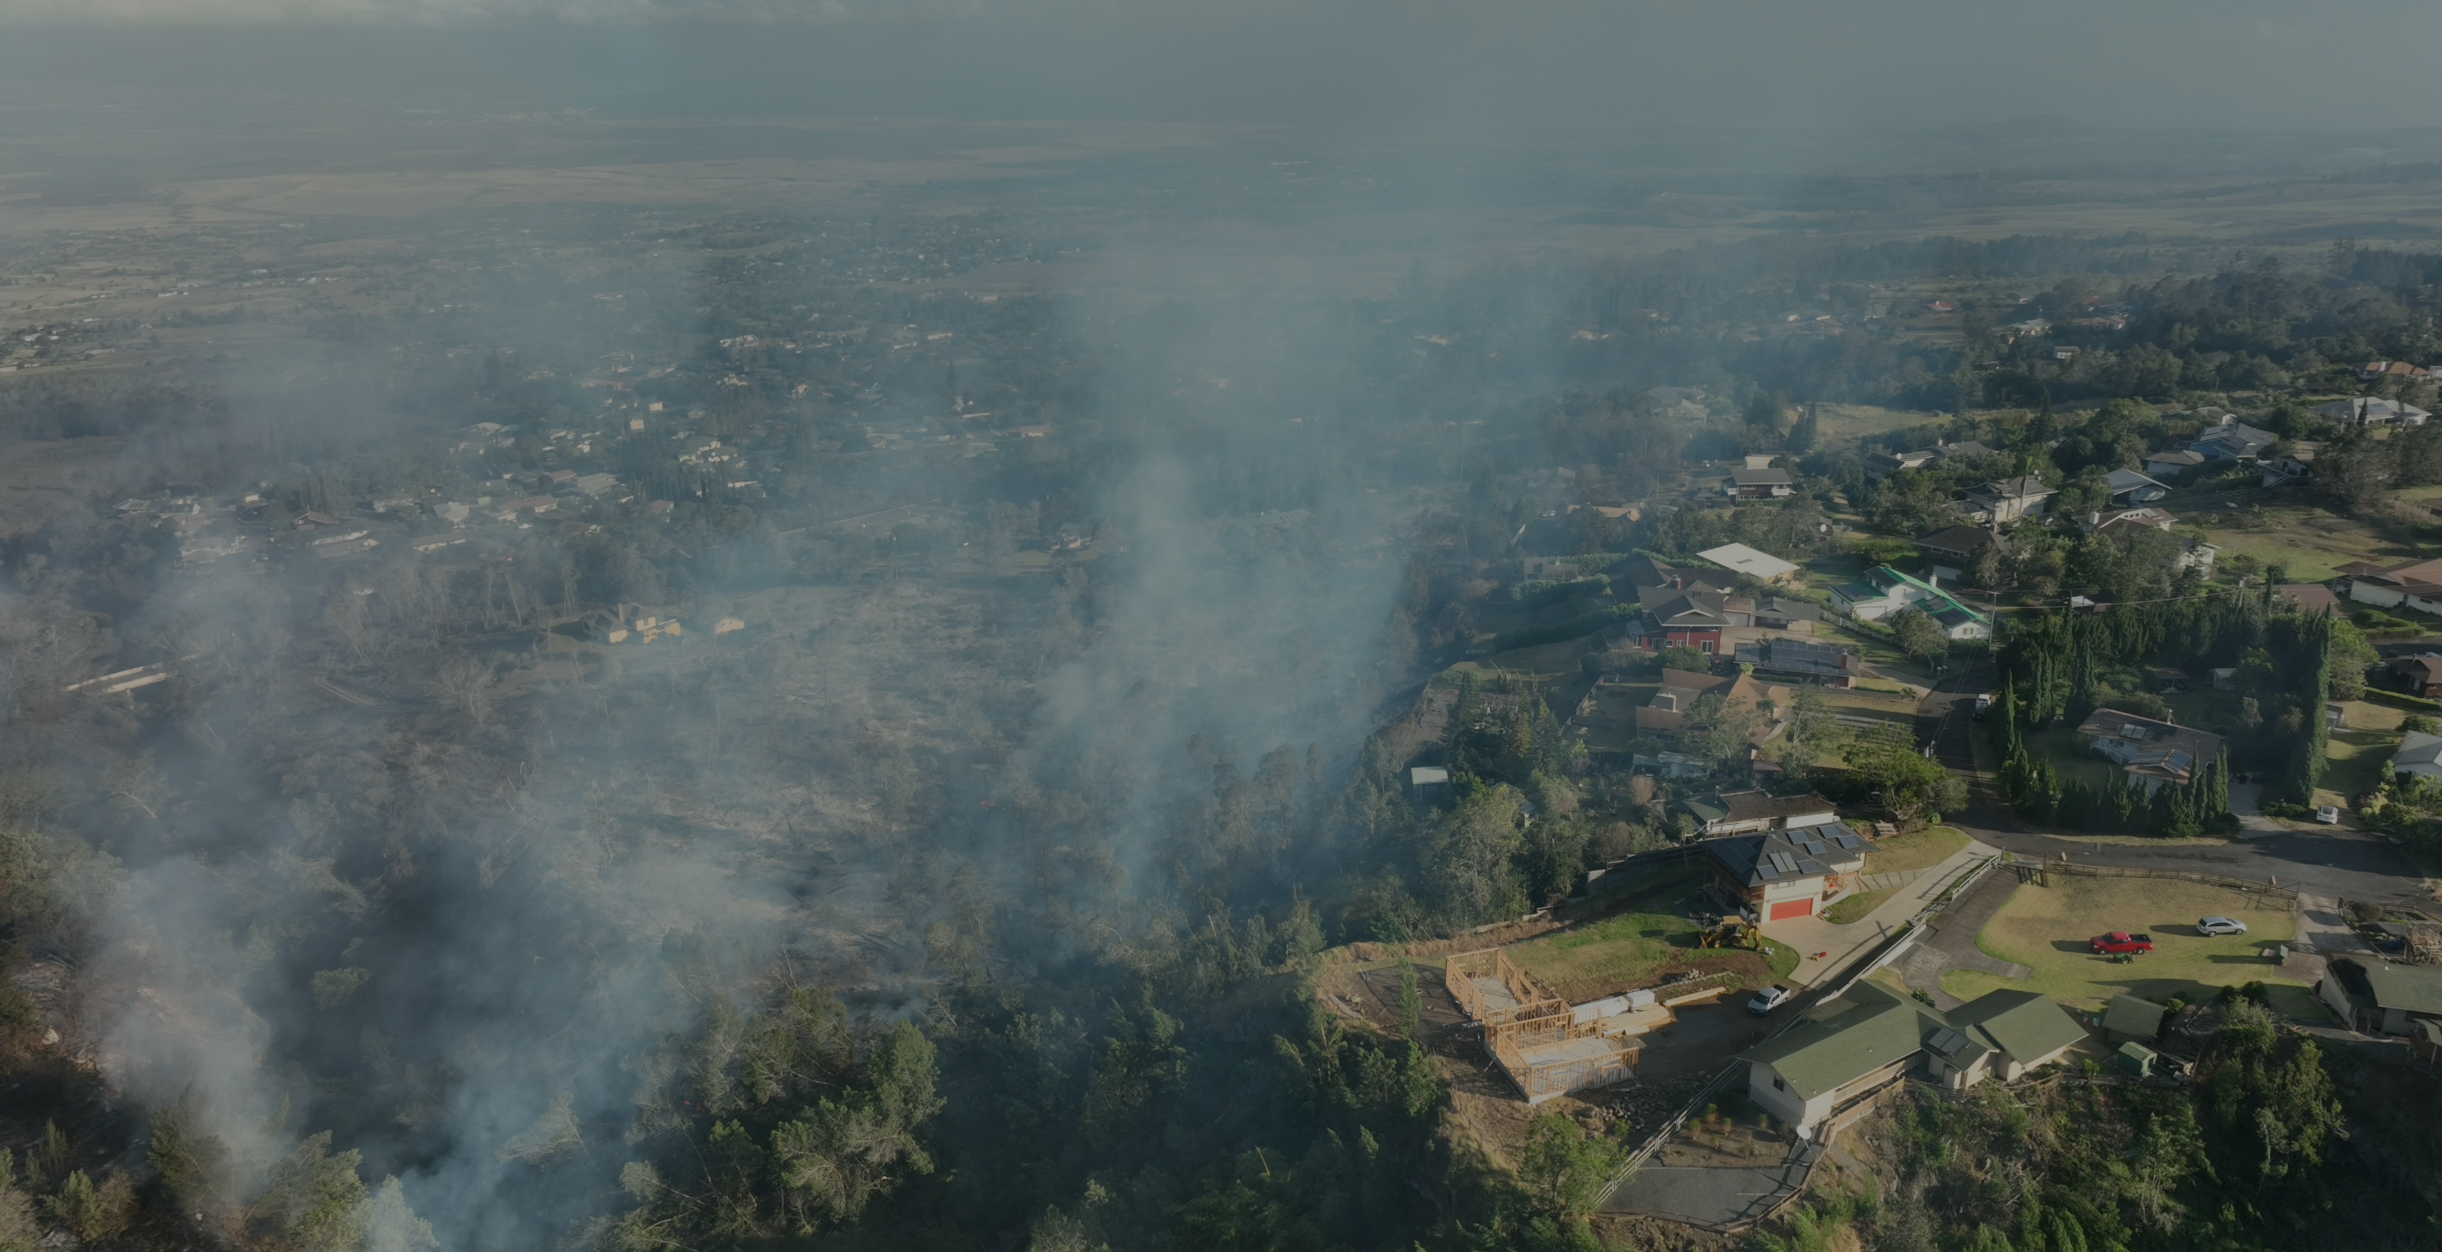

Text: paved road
xmin=1910 ymin=666 xmax=2434 ymax=906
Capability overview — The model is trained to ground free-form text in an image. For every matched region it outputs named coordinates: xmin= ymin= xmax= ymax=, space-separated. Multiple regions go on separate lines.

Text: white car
xmin=2315 ymin=805 xmax=2341 ymax=825
xmin=2197 ymin=916 xmax=2248 ymax=936
xmin=1748 ymin=984 xmax=1794 ymax=1015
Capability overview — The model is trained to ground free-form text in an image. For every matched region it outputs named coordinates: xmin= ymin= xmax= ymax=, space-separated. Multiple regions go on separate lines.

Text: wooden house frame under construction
xmin=1446 ymin=949 xmax=1655 ymax=1104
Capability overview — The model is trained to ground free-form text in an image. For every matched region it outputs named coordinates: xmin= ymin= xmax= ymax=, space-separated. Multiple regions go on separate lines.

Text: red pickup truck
xmin=2090 ymin=931 xmax=2154 ymax=955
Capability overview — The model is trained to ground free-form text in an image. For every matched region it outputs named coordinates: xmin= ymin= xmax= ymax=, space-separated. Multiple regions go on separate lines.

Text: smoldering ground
xmin=0 ymin=186 xmax=1444 ymax=1245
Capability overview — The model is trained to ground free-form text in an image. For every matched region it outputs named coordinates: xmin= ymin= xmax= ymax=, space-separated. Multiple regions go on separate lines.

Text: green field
xmin=1864 ymin=825 xmax=1969 ymax=875
xmin=1940 ymin=875 xmax=2305 ymax=1013
xmin=1509 ymin=867 xmax=1801 ymax=1000
xmin=1822 ymin=888 xmax=1896 ymax=924
xmin=2196 ymin=501 xmax=2417 ymax=584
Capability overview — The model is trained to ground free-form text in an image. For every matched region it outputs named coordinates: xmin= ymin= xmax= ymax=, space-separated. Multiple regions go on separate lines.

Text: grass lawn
xmin=1823 ymin=887 xmax=1896 ymax=924
xmin=1939 ymin=876 xmax=2300 ymax=1011
xmin=1512 ymin=867 xmax=1802 ymax=999
xmin=2195 ymin=501 xmax=2414 ymax=584
xmin=1864 ymin=825 xmax=1969 ymax=876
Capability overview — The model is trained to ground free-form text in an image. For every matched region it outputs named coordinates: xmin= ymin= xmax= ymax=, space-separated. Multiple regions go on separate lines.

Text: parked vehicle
xmin=2315 ymin=805 xmax=2341 ymax=824
xmin=2090 ymin=931 xmax=2154 ymax=955
xmin=1748 ymin=983 xmax=1795 ymax=1014
xmin=1973 ymin=692 xmax=1995 ymax=720
xmin=2197 ymin=916 xmax=2248 ymax=936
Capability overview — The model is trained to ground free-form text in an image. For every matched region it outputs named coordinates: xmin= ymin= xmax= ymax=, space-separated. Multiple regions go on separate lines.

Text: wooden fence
xmin=2003 ymin=855 xmax=2298 ymax=904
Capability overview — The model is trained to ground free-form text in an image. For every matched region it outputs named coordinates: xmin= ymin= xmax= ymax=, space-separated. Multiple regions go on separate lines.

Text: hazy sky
xmin=2 ymin=1 xmax=2441 ymax=133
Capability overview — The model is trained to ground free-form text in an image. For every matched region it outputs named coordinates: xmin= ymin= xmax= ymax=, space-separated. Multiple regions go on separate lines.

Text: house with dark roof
xmin=1963 ymin=476 xmax=2055 ymax=524
xmin=1749 ymin=596 xmax=1822 ymax=629
xmin=2318 ymin=958 xmax=2442 ymax=1036
xmin=1864 ymin=448 xmax=1940 ymax=482
xmin=1741 ymin=982 xmax=2087 ymax=1129
xmin=2073 ymin=708 xmax=2224 ymax=792
xmin=1617 ymin=556 xmax=1738 ymax=595
xmin=2105 ymin=468 xmax=2170 ymax=504
xmin=1735 ymin=637 xmax=1858 ymax=687
xmin=1700 ymin=822 xmax=1865 ymax=922
xmin=1916 ymin=526 xmax=1994 ymax=582
xmin=1633 ymin=584 xmax=1731 ymax=653
xmin=2340 ymin=556 xmax=2442 ymax=616
xmin=1726 ymin=467 xmax=1796 ymax=500
xmin=1685 ymin=789 xmax=1841 ymax=838
xmin=2143 ymin=447 xmax=2209 ymax=480
xmin=2386 ymin=657 xmax=2442 ymax=701
xmin=2190 ymin=418 xmax=2279 ymax=461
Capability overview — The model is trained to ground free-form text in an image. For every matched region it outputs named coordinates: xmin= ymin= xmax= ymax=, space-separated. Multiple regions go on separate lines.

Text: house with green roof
xmin=2320 ymin=958 xmax=2442 ymax=1036
xmin=1827 ymin=565 xmax=1992 ymax=641
xmin=1742 ymin=982 xmax=2086 ymax=1131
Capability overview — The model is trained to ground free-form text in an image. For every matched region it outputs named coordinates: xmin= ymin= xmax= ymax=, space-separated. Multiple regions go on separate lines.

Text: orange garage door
xmin=1769 ymin=898 xmax=1813 ymax=921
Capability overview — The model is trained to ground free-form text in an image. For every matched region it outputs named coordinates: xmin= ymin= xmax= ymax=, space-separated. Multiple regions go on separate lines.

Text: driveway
xmin=1768 ymin=840 xmax=1995 ymax=988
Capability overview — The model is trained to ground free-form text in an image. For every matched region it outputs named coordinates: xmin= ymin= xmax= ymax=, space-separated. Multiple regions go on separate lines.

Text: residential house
xmin=492 ymin=495 xmax=559 ymax=522
xmin=2079 ymin=507 xmax=2217 ymax=576
xmin=1633 ymin=585 xmax=1732 ymax=653
xmin=1916 ymin=526 xmax=1994 ymax=583
xmin=1741 ymin=982 xmax=2087 ymax=1131
xmin=2318 ymin=958 xmax=2442 ymax=1036
xmin=1735 ymin=637 xmax=1859 ymax=688
xmin=1750 ymin=597 xmax=1823 ymax=629
xmin=2105 ymin=468 xmax=2171 ymax=504
xmin=2260 ymin=443 xmax=2317 ymax=489
xmin=2143 ymin=448 xmax=2209 ymax=480
xmin=1407 ymin=766 xmax=1450 ymax=801
xmin=2312 ymin=397 xmax=2433 ymax=426
xmin=1701 ymin=822 xmax=1866 ymax=923
xmin=1963 ymin=476 xmax=2055 ymax=524
xmin=1636 ymin=669 xmax=1791 ymax=739
xmin=1864 ymin=448 xmax=1941 ymax=482
xmin=2357 ymin=360 xmax=2430 ymax=382
xmin=2072 ymin=708 xmax=2225 ymax=793
xmin=2339 ymin=557 xmax=2442 ymax=615
xmin=2189 ymin=417 xmax=2279 ymax=461
xmin=1616 ymin=556 xmax=1737 ymax=595
xmin=1698 ymin=542 xmax=1802 ymax=585
xmin=575 ymin=473 xmax=618 ymax=496
xmin=2276 ymin=583 xmax=2341 ymax=616
xmin=2393 ymin=731 xmax=2442 ymax=782
xmin=1939 ymin=440 xmax=2001 ymax=462
xmin=1831 ymin=566 xmax=1992 ymax=640
xmin=1685 ymin=789 xmax=1840 ymax=838
xmin=1727 ymin=466 xmax=1796 ymax=500
xmin=2386 ymin=657 xmax=2442 ymax=701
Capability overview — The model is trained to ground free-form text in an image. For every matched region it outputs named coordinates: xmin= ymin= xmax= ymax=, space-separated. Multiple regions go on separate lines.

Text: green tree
xmin=1424 ymin=786 xmax=1529 ymax=927
xmin=1843 ymin=729 xmax=1965 ymax=823
xmin=1889 ymin=606 xmax=1951 ymax=666
xmin=2327 ymin=618 xmax=2378 ymax=700
xmin=1518 ymin=1113 xmax=1625 ymax=1221
xmin=1660 ymin=644 xmax=1713 ymax=674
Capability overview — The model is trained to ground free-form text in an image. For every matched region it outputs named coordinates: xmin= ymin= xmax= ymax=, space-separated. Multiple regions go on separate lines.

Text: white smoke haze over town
xmin=1 ymin=1 xmax=2441 ymax=1250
